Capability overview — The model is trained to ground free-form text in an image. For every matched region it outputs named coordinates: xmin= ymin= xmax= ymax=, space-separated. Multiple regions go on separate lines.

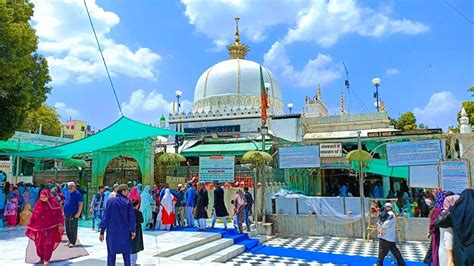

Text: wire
xmin=443 ymin=0 xmax=474 ymax=25
xmin=83 ymin=0 xmax=124 ymax=116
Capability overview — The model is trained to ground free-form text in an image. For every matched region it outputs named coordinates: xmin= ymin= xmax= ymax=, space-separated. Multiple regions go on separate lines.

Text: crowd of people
xmin=2 ymin=179 xmax=472 ymax=266
xmin=0 ymin=180 xmax=255 ymax=265
xmin=373 ymin=188 xmax=474 ymax=266
xmin=329 ymin=179 xmax=444 ymax=218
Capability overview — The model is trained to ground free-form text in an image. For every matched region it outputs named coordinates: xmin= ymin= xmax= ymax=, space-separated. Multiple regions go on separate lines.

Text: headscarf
xmin=140 ymin=186 xmax=153 ymax=209
xmin=25 ymin=190 xmax=64 ymax=252
xmin=128 ymin=187 xmax=141 ymax=203
xmin=435 ymin=191 xmax=447 ymax=209
xmin=161 ymin=188 xmax=174 ymax=214
xmin=23 ymin=187 xmax=31 ymax=206
xmin=137 ymin=183 xmax=143 ymax=195
xmin=26 ymin=191 xmax=64 ymax=233
xmin=233 ymin=190 xmax=247 ymax=212
xmin=443 ymin=195 xmax=460 ymax=210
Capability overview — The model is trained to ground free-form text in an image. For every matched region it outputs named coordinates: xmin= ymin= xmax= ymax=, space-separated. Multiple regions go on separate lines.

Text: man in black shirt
xmin=243 ymin=187 xmax=254 ymax=232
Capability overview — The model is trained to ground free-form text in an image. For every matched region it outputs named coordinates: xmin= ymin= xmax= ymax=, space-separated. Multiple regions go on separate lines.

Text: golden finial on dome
xmin=340 ymin=91 xmax=345 ymax=115
xmin=380 ymin=101 xmax=386 ymax=112
xmin=317 ymin=84 xmax=322 ymax=100
xmin=227 ymin=17 xmax=249 ymax=59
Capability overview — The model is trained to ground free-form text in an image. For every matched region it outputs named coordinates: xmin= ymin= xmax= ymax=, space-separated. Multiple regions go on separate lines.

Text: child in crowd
xmin=5 ymin=198 xmax=18 ymax=226
xmin=231 ymin=200 xmax=238 ymax=230
xmin=131 ymin=199 xmax=144 ymax=266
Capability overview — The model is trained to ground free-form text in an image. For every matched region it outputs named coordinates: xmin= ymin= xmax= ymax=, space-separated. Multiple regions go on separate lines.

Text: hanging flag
xmin=259 ymin=66 xmax=268 ymax=125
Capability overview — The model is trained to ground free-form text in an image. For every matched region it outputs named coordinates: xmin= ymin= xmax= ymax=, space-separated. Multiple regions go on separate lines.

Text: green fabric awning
xmin=11 ymin=117 xmax=185 ymax=159
xmin=0 ymin=141 xmax=48 ymax=154
xmin=182 ymin=142 xmax=272 ymax=157
xmin=351 ymin=158 xmax=408 ymax=179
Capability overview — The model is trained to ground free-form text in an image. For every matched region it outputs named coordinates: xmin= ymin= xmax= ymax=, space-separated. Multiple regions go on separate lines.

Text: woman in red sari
xmin=25 ymin=190 xmax=65 ymax=265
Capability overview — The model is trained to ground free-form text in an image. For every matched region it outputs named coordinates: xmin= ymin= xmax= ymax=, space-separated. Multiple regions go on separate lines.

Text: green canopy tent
xmin=7 ymin=116 xmax=186 ymax=186
xmin=0 ymin=141 xmax=48 ymax=155
xmin=182 ymin=142 xmax=272 ymax=157
xmin=11 ymin=116 xmax=186 ymax=159
xmin=350 ymin=159 xmax=408 ymax=179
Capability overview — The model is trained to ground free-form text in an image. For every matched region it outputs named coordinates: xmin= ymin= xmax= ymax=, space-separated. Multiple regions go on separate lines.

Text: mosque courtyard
xmin=0 ymin=222 xmax=429 ymax=266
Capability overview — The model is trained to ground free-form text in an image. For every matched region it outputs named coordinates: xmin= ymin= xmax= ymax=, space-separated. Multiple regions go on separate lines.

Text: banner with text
xmin=320 ymin=143 xmax=342 ymax=158
xmin=440 ymin=160 xmax=470 ymax=194
xmin=321 ymin=157 xmax=350 ymax=169
xmin=387 ymin=139 xmax=443 ymax=167
xmin=199 ymin=156 xmax=235 ymax=182
xmin=279 ymin=146 xmax=320 ymax=169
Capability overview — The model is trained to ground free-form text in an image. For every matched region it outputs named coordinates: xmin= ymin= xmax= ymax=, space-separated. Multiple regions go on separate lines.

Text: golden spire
xmin=340 ymin=91 xmax=345 ymax=115
xmin=317 ymin=84 xmax=322 ymax=100
xmin=226 ymin=17 xmax=249 ymax=59
xmin=380 ymin=101 xmax=386 ymax=112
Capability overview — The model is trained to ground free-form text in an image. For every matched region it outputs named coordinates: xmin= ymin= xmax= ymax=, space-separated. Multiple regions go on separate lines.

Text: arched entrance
xmin=103 ymin=156 xmax=142 ymax=185
xmin=91 ymin=138 xmax=155 ymax=188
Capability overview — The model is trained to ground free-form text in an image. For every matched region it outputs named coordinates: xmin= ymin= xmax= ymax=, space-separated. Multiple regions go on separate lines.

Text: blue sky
xmin=31 ymin=0 xmax=473 ymax=130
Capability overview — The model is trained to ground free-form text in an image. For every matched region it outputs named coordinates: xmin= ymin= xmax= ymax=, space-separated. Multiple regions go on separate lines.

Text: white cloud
xmin=385 ymin=68 xmax=400 ymax=76
xmin=283 ymin=0 xmax=429 ymax=47
xmin=181 ymin=0 xmax=306 ymax=44
xmin=264 ymin=42 xmax=341 ymax=87
xmin=121 ymin=89 xmax=192 ymax=123
xmin=181 ymin=0 xmax=429 ymax=49
xmin=54 ymin=102 xmax=80 ymax=119
xmin=413 ymin=91 xmax=461 ymax=130
xmin=31 ymin=0 xmax=161 ymax=85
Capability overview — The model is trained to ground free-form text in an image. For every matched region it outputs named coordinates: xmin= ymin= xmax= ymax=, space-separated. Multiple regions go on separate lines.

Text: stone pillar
xmin=382 ymin=176 xmax=390 ymax=198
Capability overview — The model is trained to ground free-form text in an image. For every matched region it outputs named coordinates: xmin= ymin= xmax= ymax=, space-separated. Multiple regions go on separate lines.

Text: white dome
xmin=193 ymin=59 xmax=283 ymax=115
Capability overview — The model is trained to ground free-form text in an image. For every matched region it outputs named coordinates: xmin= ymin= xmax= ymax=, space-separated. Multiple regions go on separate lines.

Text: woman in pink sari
xmin=25 ymin=190 xmax=65 ymax=265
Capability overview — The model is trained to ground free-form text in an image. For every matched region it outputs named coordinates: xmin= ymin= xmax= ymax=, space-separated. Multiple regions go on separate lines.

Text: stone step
xmin=197 ymin=244 xmax=246 ymax=263
xmin=170 ymin=238 xmax=235 ymax=261
xmin=154 ymin=232 xmax=222 ymax=257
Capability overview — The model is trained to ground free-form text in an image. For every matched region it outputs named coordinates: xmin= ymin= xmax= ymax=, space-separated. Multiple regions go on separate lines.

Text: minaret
xmin=159 ymin=114 xmax=166 ymax=128
xmin=226 ymin=17 xmax=250 ymax=59
xmin=340 ymin=91 xmax=345 ymax=115
xmin=317 ymin=84 xmax=322 ymax=101
xmin=459 ymin=107 xmax=472 ymax=157
xmin=460 ymin=107 xmax=471 ymax=134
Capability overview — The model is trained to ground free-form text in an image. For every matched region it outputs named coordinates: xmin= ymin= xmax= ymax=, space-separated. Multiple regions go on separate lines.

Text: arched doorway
xmin=103 ymin=156 xmax=142 ymax=186
xmin=91 ymin=139 xmax=155 ymax=187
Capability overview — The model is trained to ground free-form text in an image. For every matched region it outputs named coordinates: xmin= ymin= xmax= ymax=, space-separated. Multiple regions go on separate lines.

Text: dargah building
xmin=167 ymin=18 xmax=431 ymax=199
xmin=168 ymin=18 xmax=303 ymax=147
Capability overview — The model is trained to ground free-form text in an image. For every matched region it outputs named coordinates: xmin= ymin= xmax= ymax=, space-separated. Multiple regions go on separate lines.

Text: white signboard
xmin=199 ymin=156 xmax=235 ymax=182
xmin=440 ymin=161 xmax=470 ymax=194
xmin=387 ymin=139 xmax=442 ymax=167
xmin=409 ymin=164 xmax=439 ymax=188
xmin=320 ymin=143 xmax=342 ymax=158
xmin=279 ymin=146 xmax=320 ymax=169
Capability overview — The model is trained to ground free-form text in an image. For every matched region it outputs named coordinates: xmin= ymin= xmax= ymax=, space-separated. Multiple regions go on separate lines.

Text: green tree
xmin=393 ymin=112 xmax=417 ymax=131
xmin=20 ymin=104 xmax=61 ymax=136
xmin=0 ymin=1 xmax=52 ymax=140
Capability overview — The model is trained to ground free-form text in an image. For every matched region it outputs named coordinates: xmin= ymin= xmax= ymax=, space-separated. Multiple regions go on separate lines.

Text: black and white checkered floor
xmin=227 ymin=236 xmax=429 ymax=265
